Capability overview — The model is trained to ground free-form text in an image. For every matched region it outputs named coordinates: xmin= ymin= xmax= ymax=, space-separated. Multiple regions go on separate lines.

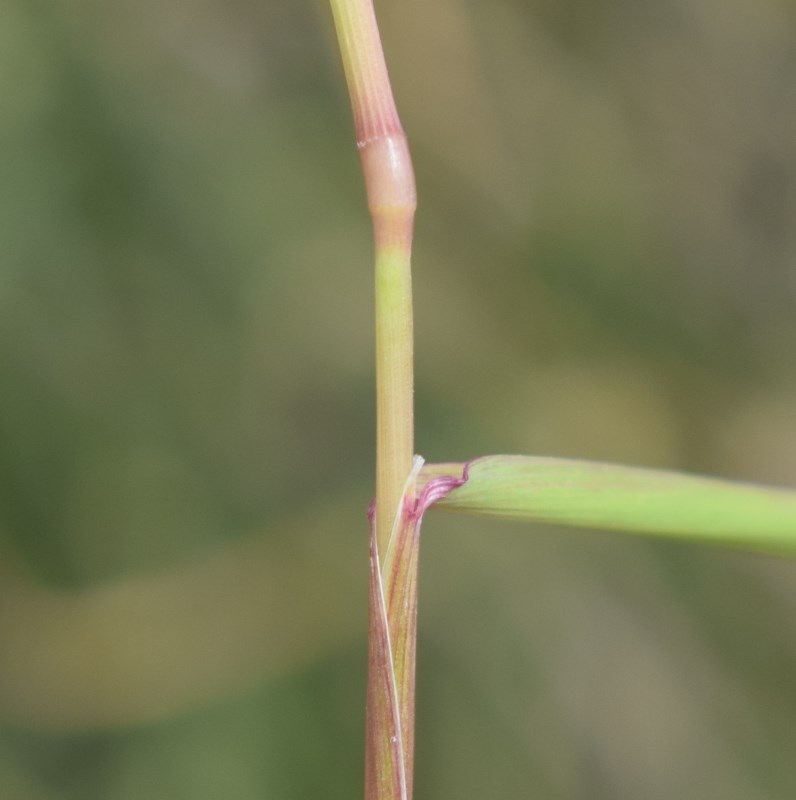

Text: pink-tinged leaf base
xmin=365 ymin=526 xmax=408 ymax=800
xmin=365 ymin=458 xmax=469 ymax=800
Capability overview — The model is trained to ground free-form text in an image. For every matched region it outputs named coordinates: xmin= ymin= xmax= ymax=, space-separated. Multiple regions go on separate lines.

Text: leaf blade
xmin=423 ymin=455 xmax=796 ymax=555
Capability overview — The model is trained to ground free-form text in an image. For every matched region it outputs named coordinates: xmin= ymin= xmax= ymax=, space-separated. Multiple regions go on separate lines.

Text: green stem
xmin=329 ymin=2 xmax=418 ymax=799
xmin=375 ymin=245 xmax=414 ymax=558
xmin=329 ymin=0 xmax=416 ymax=558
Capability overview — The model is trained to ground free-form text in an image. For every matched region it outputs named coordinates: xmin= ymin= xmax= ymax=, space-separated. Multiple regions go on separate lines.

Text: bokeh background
xmin=1 ymin=0 xmax=796 ymax=797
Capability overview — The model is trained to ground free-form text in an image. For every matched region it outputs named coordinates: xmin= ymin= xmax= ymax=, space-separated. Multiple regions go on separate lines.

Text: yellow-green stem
xmin=329 ymin=3 xmax=418 ymax=798
xmin=329 ymin=0 xmax=416 ymax=557
xmin=375 ymin=245 xmax=414 ymax=556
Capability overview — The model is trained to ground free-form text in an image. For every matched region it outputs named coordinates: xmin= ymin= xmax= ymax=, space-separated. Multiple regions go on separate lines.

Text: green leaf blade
xmin=423 ymin=456 xmax=796 ymax=556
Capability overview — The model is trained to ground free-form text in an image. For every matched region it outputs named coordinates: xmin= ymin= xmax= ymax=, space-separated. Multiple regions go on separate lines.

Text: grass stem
xmin=329 ymin=2 xmax=418 ymax=798
xmin=329 ymin=0 xmax=416 ymax=557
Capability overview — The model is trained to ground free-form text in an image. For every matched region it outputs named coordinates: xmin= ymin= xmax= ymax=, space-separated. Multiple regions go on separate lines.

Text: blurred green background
xmin=1 ymin=0 xmax=796 ymax=797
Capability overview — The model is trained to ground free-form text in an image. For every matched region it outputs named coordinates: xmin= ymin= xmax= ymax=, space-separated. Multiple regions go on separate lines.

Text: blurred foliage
xmin=1 ymin=0 xmax=795 ymax=797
